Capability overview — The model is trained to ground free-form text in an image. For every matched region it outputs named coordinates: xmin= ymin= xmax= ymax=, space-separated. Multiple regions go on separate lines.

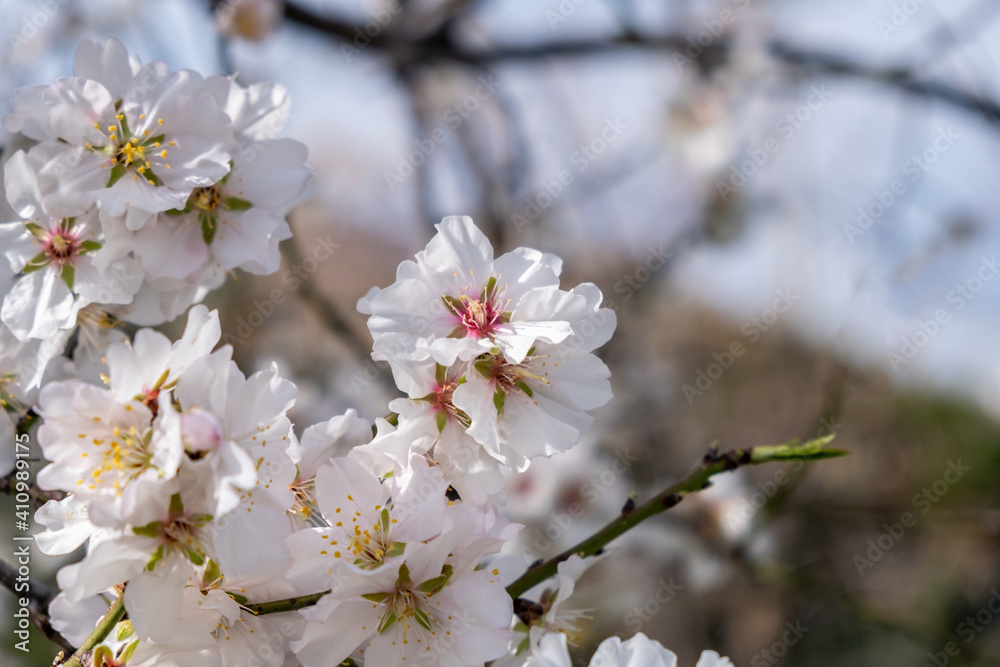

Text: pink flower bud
xmin=181 ymin=409 xmax=223 ymax=452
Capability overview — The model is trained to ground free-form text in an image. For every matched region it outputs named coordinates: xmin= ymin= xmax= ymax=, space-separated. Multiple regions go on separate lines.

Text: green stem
xmin=235 ymin=436 xmax=844 ymax=616
xmin=245 ymin=591 xmax=329 ymax=616
xmin=62 ymin=595 xmax=125 ymax=667
xmin=505 ymin=435 xmax=845 ymax=599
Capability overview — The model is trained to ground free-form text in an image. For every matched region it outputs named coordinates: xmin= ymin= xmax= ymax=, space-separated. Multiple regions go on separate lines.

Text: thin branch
xmin=237 ymin=436 xmax=845 ymax=616
xmin=245 ymin=591 xmax=327 ymax=616
xmin=769 ymin=40 xmax=1000 ymax=125
xmin=279 ymin=236 xmax=379 ymax=368
xmin=505 ymin=435 xmax=846 ymax=599
xmin=1 ymin=410 xmax=65 ymax=508
xmin=282 ymin=1 xmax=1000 ymax=128
xmin=0 ymin=558 xmax=74 ymax=653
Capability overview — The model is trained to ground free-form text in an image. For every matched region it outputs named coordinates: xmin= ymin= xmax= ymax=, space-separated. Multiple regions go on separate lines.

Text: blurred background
xmin=2 ymin=0 xmax=1000 ymax=665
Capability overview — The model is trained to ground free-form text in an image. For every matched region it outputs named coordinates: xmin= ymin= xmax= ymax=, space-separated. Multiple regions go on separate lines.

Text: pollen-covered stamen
xmin=370 ymin=562 xmax=453 ymax=647
xmin=430 ymin=380 xmax=471 ymax=429
xmin=441 ymin=274 xmax=512 ymax=339
xmin=89 ymin=112 xmax=176 ymax=185
xmin=535 ymin=587 xmax=595 ymax=644
xmin=76 ymin=304 xmax=119 ymax=330
xmin=36 ymin=221 xmax=84 ymax=265
xmin=288 ymin=476 xmax=319 ymax=520
xmin=162 ymin=513 xmax=205 ymax=551
xmin=325 ymin=498 xmax=402 ymax=568
xmin=137 ymin=493 xmax=213 ymax=567
xmin=90 ymin=425 xmax=156 ymax=491
xmin=191 ymin=184 xmax=222 ymax=211
xmin=0 ymin=373 xmax=21 ymax=413
xmin=476 ymin=351 xmax=552 ymax=398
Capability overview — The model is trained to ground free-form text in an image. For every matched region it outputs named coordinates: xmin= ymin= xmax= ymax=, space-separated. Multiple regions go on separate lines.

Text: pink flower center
xmin=431 ymin=380 xmax=470 ymax=428
xmin=442 ymin=275 xmax=510 ymax=339
xmin=457 ymin=296 xmax=502 ymax=338
xmin=44 ymin=230 xmax=79 ymax=263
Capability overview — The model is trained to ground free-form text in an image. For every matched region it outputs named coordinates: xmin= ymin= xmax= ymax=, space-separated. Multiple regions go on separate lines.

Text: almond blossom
xmin=360 ymin=215 xmax=572 ymax=377
xmin=526 ymin=632 xmax=734 ymax=667
xmin=286 ymin=455 xmax=448 ymax=593
xmin=291 ymin=507 xmax=513 ymax=667
xmin=0 ymin=150 xmax=141 ymax=342
xmin=3 ymin=38 xmax=234 ymax=227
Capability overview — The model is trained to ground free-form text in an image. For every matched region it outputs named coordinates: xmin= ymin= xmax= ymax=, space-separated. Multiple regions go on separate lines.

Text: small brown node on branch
xmin=621 ymin=494 xmax=636 ymax=515
xmin=513 ymin=598 xmax=545 ymax=626
xmin=661 ymin=493 xmax=682 ymax=508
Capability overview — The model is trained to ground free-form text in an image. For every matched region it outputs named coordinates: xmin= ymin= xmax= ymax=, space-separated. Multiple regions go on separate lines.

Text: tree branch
xmin=0 ymin=558 xmax=73 ymax=653
xmin=233 ymin=436 xmax=844 ymax=616
xmin=769 ymin=41 xmax=1000 ymax=124
xmin=279 ymin=236 xmax=380 ymax=368
xmin=0 ymin=410 xmax=65 ymax=508
xmin=505 ymin=435 xmax=846 ymax=599
xmin=281 ymin=1 xmax=1000 ymax=128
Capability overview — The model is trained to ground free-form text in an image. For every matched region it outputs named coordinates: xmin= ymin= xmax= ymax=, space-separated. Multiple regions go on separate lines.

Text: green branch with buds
xmin=505 ymin=434 xmax=846 ymax=599
xmin=52 ymin=435 xmax=844 ymax=665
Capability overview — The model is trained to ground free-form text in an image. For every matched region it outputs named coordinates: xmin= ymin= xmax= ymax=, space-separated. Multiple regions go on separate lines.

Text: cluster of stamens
xmin=162 ymin=513 xmax=204 ymax=551
xmin=289 ymin=477 xmax=319 ymax=521
xmin=430 ymin=380 xmax=471 ymax=428
xmin=191 ymin=184 xmax=222 ymax=211
xmin=44 ymin=229 xmax=79 ymax=263
xmin=86 ymin=111 xmax=177 ymax=185
xmin=321 ymin=496 xmax=399 ymax=569
xmin=442 ymin=271 xmax=511 ymax=339
xmin=83 ymin=423 xmax=155 ymax=493
xmin=479 ymin=352 xmax=553 ymax=406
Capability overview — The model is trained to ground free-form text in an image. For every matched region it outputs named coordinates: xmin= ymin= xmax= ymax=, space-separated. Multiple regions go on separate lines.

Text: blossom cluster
xmin=2 ymin=41 xmax=736 ymax=667
xmin=355 ymin=215 xmax=617 ymax=505
xmin=0 ymin=38 xmax=311 ymax=406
